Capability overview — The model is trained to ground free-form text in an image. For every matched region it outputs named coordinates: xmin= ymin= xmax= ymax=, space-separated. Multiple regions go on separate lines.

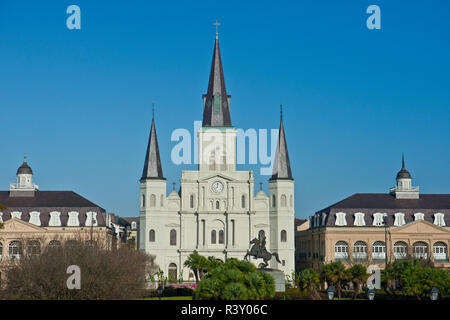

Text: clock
xmin=211 ymin=181 xmax=224 ymax=193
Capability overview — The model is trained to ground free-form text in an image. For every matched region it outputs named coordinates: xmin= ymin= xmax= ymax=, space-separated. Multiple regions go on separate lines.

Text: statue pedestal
xmin=260 ymin=268 xmax=285 ymax=292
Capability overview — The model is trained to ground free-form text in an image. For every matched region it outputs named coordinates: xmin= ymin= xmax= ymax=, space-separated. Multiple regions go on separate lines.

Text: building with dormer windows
xmin=0 ymin=157 xmax=114 ymax=269
xmin=296 ymin=155 xmax=450 ymax=271
xmin=139 ymin=33 xmax=295 ymax=281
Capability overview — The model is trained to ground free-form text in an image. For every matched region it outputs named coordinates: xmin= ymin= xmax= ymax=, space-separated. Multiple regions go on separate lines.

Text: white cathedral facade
xmin=139 ymin=33 xmax=295 ymax=281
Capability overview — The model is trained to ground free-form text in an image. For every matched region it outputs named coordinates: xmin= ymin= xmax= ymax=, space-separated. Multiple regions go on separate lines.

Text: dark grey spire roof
xmin=271 ymin=107 xmax=293 ymax=180
xmin=141 ymin=117 xmax=164 ymax=181
xmin=202 ymin=37 xmax=232 ymax=127
xmin=396 ymin=153 xmax=411 ymax=179
xmin=17 ymin=160 xmax=32 ymax=175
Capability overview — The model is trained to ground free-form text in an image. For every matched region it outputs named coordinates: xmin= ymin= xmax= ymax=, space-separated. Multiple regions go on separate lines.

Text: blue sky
xmin=0 ymin=1 xmax=449 ymax=219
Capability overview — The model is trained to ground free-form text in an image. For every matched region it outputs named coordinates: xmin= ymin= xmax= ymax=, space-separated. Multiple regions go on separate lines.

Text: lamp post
xmin=429 ymin=286 xmax=439 ymax=301
xmin=367 ymin=288 xmax=376 ymax=300
xmin=326 ymin=285 xmax=335 ymax=300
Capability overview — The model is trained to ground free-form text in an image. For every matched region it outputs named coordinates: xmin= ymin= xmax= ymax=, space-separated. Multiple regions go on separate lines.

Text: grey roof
xmin=141 ymin=118 xmax=164 ymax=180
xmin=270 ymin=111 xmax=293 ymax=180
xmin=396 ymin=154 xmax=411 ymax=179
xmin=314 ymin=193 xmax=450 ymax=227
xmin=17 ymin=161 xmax=32 ymax=175
xmin=202 ymin=37 xmax=232 ymax=127
xmin=0 ymin=190 xmax=107 ymax=226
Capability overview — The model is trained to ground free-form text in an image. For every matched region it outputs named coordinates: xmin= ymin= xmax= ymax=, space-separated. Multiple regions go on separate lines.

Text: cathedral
xmin=139 ymin=32 xmax=295 ymax=281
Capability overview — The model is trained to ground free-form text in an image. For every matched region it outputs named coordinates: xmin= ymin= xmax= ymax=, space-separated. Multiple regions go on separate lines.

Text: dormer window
xmin=414 ymin=213 xmax=425 ymax=221
xmin=67 ymin=211 xmax=80 ymax=227
xmin=11 ymin=211 xmax=22 ymax=219
xmin=373 ymin=213 xmax=385 ymax=226
xmin=394 ymin=213 xmax=406 ymax=227
xmin=354 ymin=212 xmax=366 ymax=226
xmin=434 ymin=213 xmax=445 ymax=227
xmin=85 ymin=212 xmax=98 ymax=226
xmin=49 ymin=212 xmax=61 ymax=227
xmin=29 ymin=211 xmax=41 ymax=226
xmin=335 ymin=212 xmax=347 ymax=226
xmin=131 ymin=221 xmax=137 ymax=230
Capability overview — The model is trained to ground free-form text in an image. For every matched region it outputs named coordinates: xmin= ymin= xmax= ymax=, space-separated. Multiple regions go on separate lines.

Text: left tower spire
xmin=141 ymin=106 xmax=164 ymax=180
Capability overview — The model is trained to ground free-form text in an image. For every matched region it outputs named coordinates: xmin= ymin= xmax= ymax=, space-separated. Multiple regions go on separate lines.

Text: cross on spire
xmin=280 ymin=104 xmax=283 ymax=120
xmin=213 ymin=19 xmax=221 ymax=39
xmin=24 ymin=152 xmax=27 ymax=163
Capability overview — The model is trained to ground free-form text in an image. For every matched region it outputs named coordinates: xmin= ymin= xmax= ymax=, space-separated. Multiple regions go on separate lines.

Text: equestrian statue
xmin=244 ymin=230 xmax=281 ymax=268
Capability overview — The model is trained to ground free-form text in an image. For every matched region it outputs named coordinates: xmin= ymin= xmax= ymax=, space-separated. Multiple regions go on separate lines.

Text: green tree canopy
xmin=195 ymin=258 xmax=275 ymax=300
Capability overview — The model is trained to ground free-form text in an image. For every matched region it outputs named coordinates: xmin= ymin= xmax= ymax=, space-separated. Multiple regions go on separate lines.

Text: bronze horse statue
xmin=244 ymin=235 xmax=281 ymax=269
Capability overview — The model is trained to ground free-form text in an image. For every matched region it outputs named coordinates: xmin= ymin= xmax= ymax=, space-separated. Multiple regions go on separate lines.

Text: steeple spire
xmin=271 ymin=107 xmax=293 ymax=180
xmin=141 ymin=110 xmax=164 ymax=181
xmin=202 ymin=23 xmax=232 ymax=127
xmin=402 ymin=152 xmax=405 ymax=169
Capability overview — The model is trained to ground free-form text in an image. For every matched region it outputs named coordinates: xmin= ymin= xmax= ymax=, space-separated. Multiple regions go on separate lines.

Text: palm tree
xmin=0 ymin=203 xmax=6 ymax=229
xmin=184 ymin=253 xmax=208 ymax=283
xmin=348 ymin=264 xmax=369 ymax=299
xmin=298 ymin=268 xmax=320 ymax=298
xmin=320 ymin=261 xmax=348 ymax=299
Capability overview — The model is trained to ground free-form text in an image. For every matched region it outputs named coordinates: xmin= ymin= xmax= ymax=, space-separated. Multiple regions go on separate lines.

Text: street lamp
xmin=366 ymin=288 xmax=376 ymax=300
xmin=157 ymin=285 xmax=164 ymax=300
xmin=429 ymin=286 xmax=439 ymax=301
xmin=326 ymin=285 xmax=335 ymax=300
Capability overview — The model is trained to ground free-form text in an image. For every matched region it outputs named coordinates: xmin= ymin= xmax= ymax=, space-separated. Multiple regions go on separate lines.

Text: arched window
xmin=290 ymin=195 xmax=293 ymax=208
xmin=218 ymin=230 xmax=224 ymax=244
xmin=433 ymin=242 xmax=448 ymax=261
xmin=354 ymin=212 xmax=365 ymax=226
xmin=372 ymin=241 xmax=386 ymax=260
xmin=27 ymin=241 xmax=40 ymax=258
xmin=149 ymin=229 xmax=155 ymax=242
xmin=334 ymin=241 xmax=349 ymax=260
xmin=280 ymin=230 xmax=287 ymax=242
xmin=190 ymin=195 xmax=194 ymax=209
xmin=49 ymin=211 xmax=61 ymax=227
xmin=141 ymin=194 xmax=146 ymax=208
xmin=160 ymin=194 xmax=164 ymax=207
xmin=67 ymin=211 xmax=80 ymax=227
xmin=168 ymin=263 xmax=177 ymax=283
xmin=48 ymin=240 xmax=61 ymax=249
xmin=280 ymin=195 xmax=287 ymax=207
xmin=209 ymin=151 xmax=215 ymax=171
xmin=150 ymin=194 xmax=156 ymax=207
xmin=335 ymin=212 xmax=347 ymax=226
xmin=220 ymin=155 xmax=227 ymax=171
xmin=211 ymin=230 xmax=217 ymax=244
xmin=8 ymin=241 xmax=22 ymax=261
xmin=413 ymin=241 xmax=428 ymax=259
xmin=241 ymin=195 xmax=246 ymax=209
xmin=394 ymin=213 xmax=406 ymax=227
xmin=216 ymin=201 xmax=220 ymax=210
xmin=434 ymin=213 xmax=446 ymax=227
xmin=353 ymin=241 xmax=367 ymax=261
xmin=272 ymin=195 xmax=276 ymax=208
xmin=394 ymin=241 xmax=408 ymax=260
xmin=170 ymin=229 xmax=176 ymax=246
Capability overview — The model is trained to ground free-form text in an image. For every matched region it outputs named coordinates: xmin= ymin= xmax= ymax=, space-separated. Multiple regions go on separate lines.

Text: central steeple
xmin=202 ymin=26 xmax=232 ymax=127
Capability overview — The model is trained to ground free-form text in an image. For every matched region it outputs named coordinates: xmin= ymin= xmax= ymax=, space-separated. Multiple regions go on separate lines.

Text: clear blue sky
xmin=1 ymin=1 xmax=449 ymax=219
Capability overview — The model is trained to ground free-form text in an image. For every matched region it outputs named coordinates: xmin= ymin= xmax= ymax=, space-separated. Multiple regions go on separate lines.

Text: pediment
xmin=1 ymin=218 xmax=46 ymax=232
xmin=391 ymin=220 xmax=450 ymax=234
xmin=199 ymin=173 xmax=234 ymax=182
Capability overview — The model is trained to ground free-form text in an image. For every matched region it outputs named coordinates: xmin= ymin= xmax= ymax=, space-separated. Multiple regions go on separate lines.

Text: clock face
xmin=211 ymin=181 xmax=224 ymax=193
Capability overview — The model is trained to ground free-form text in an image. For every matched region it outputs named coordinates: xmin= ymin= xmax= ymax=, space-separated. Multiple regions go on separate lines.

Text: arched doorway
xmin=168 ymin=263 xmax=177 ymax=283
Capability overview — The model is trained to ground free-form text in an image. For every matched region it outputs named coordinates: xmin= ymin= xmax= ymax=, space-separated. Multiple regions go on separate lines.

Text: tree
xmin=298 ymin=269 xmax=320 ymax=292
xmin=184 ymin=252 xmax=209 ymax=283
xmin=0 ymin=237 xmax=157 ymax=299
xmin=320 ymin=261 xmax=349 ymax=299
xmin=0 ymin=203 xmax=6 ymax=229
xmin=347 ymin=264 xmax=369 ymax=299
xmin=195 ymin=258 xmax=275 ymax=300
